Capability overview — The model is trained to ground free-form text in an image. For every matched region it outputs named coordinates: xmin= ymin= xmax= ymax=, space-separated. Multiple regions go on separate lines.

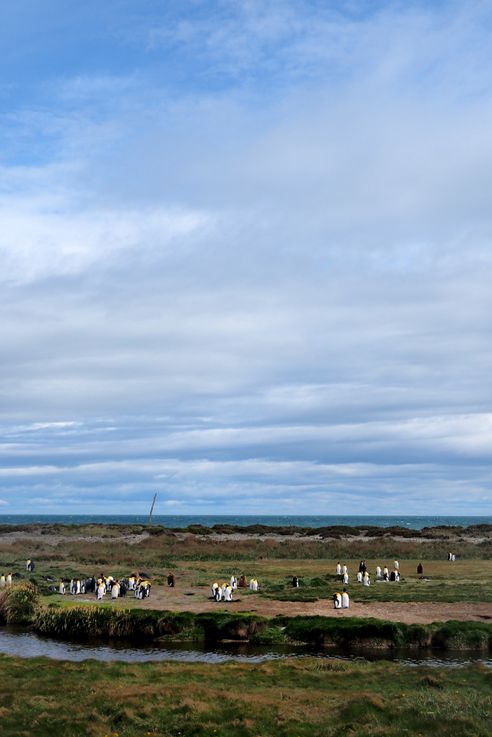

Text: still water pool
xmin=0 ymin=627 xmax=490 ymax=668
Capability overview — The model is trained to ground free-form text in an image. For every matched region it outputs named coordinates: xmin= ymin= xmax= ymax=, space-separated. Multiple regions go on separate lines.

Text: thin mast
xmin=148 ymin=492 xmax=157 ymax=524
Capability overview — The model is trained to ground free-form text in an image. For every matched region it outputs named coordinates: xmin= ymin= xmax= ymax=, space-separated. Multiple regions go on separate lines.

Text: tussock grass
xmin=0 ymin=581 xmax=39 ymax=624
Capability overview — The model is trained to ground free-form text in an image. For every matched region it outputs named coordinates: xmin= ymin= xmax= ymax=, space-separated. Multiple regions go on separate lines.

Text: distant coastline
xmin=0 ymin=514 xmax=491 ymax=530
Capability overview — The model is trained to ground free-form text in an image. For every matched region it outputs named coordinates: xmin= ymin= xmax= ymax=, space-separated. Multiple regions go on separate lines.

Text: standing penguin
xmin=341 ymin=589 xmax=350 ymax=609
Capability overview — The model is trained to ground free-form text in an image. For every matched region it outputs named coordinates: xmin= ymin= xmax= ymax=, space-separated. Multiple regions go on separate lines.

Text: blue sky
xmin=1 ymin=0 xmax=492 ymax=515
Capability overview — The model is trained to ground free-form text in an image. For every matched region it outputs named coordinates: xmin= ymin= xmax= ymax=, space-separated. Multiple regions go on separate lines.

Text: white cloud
xmin=0 ymin=1 xmax=492 ymax=513
xmin=0 ymin=192 xmax=212 ymax=284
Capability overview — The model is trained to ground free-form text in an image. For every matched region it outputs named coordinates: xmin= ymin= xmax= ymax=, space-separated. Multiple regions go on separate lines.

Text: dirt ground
xmin=74 ymin=583 xmax=492 ymax=624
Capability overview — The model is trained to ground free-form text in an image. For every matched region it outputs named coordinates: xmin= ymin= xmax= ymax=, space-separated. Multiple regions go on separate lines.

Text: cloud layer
xmin=0 ymin=1 xmax=491 ymax=514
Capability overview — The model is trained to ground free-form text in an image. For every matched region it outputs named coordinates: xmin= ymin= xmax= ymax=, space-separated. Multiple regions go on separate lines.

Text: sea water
xmin=0 ymin=514 xmax=490 ymax=528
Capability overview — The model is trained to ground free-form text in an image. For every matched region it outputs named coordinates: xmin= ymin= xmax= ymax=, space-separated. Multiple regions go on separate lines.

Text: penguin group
xmin=211 ymin=575 xmax=238 ymax=602
xmin=56 ymin=573 xmax=152 ymax=600
xmin=0 ymin=573 xmax=13 ymax=588
xmin=374 ymin=562 xmax=400 ymax=582
xmin=336 ymin=562 xmax=349 ymax=584
xmin=333 ymin=589 xmax=350 ymax=609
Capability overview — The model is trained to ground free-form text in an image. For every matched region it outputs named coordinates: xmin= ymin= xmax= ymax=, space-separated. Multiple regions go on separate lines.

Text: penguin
xmin=111 ymin=582 xmax=120 ymax=599
xmin=6 ymin=573 xmax=12 ymax=586
xmin=343 ymin=572 xmax=349 ymax=585
xmin=336 ymin=562 xmax=342 ymax=576
xmin=333 ymin=592 xmax=342 ymax=609
xmin=342 ymin=565 xmax=348 ymax=576
xmin=356 ymin=571 xmax=363 ymax=583
xmin=230 ymin=576 xmax=237 ymax=590
xmin=376 ymin=566 xmax=382 ymax=578
xmin=142 ymin=581 xmax=151 ymax=598
xmin=97 ymin=583 xmax=105 ymax=600
xmin=0 ymin=574 xmax=5 ymax=588
xmin=59 ymin=580 xmax=65 ymax=595
xmin=363 ymin=572 xmax=371 ymax=586
xmin=341 ymin=589 xmax=350 ymax=609
xmin=394 ymin=560 xmax=399 ymax=570
xmin=383 ymin=566 xmax=389 ymax=581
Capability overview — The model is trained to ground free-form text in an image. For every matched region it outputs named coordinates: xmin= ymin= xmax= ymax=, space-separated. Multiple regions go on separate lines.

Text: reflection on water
xmin=0 ymin=627 xmax=490 ymax=668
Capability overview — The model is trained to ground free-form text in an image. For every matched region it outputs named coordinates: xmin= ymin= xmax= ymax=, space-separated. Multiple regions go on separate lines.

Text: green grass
xmin=261 ymin=572 xmax=492 ymax=603
xmin=0 ymin=653 xmax=490 ymax=736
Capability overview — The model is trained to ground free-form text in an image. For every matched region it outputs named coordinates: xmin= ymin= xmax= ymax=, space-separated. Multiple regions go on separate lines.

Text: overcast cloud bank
xmin=0 ymin=1 xmax=491 ymax=514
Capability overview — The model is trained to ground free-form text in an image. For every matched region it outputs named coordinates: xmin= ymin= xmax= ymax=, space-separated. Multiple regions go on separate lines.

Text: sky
xmin=1 ymin=0 xmax=492 ymax=516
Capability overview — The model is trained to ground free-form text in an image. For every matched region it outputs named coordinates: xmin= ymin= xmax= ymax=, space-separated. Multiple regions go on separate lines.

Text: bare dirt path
xmin=98 ymin=585 xmax=492 ymax=624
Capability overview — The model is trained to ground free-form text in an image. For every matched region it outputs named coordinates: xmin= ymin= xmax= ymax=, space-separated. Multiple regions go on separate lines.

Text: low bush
xmin=0 ymin=582 xmax=39 ymax=624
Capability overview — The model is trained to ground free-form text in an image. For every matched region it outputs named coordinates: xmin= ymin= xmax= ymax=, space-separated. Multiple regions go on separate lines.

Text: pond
xmin=0 ymin=627 xmax=490 ymax=667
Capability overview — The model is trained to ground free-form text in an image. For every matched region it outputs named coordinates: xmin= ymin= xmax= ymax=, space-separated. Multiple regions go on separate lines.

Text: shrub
xmin=0 ymin=582 xmax=39 ymax=624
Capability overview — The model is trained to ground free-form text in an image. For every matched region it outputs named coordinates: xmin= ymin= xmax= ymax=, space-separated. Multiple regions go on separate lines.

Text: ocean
xmin=0 ymin=515 xmax=490 ymax=529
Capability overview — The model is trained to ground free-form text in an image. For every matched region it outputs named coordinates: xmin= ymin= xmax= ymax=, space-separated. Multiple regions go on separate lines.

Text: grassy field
xmin=2 ymin=557 xmax=490 ymax=607
xmin=0 ymin=653 xmax=490 ymax=736
xmin=180 ymin=559 xmax=492 ymax=604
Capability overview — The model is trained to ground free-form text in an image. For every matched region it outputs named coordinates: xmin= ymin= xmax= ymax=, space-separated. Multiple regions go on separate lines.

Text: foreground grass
xmin=0 ymin=654 xmax=490 ymax=736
